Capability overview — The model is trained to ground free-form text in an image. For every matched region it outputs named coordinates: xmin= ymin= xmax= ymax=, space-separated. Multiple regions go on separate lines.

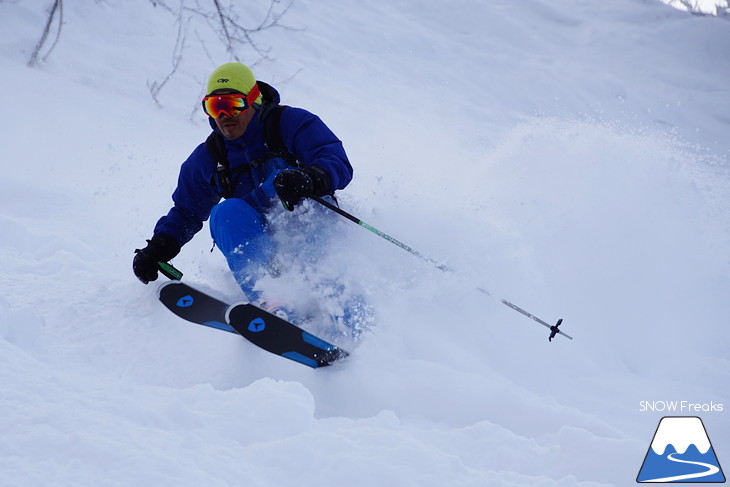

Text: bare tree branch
xmin=212 ymin=0 xmax=236 ymax=59
xmin=148 ymin=4 xmax=189 ymax=107
xmin=144 ymin=0 xmax=300 ymax=107
xmin=182 ymin=0 xmax=297 ymax=63
xmin=28 ymin=0 xmax=64 ymax=67
xmin=27 ymin=0 xmax=299 ymax=105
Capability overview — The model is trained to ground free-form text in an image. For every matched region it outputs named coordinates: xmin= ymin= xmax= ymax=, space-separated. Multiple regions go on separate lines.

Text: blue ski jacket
xmin=153 ymin=88 xmax=353 ymax=247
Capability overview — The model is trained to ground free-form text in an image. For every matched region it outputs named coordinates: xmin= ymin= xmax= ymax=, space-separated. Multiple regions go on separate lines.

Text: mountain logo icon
xmin=248 ymin=317 xmax=266 ymax=333
xmin=176 ymin=295 xmax=194 ymax=308
xmin=637 ymin=416 xmax=725 ymax=483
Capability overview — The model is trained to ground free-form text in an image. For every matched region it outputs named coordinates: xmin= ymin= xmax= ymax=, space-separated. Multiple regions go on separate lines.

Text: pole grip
xmin=158 ymin=261 xmax=183 ymax=281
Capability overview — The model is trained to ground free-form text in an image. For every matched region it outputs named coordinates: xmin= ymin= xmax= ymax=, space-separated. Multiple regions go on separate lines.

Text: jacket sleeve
xmin=279 ymin=107 xmax=353 ymax=192
xmin=153 ymin=144 xmax=221 ymax=247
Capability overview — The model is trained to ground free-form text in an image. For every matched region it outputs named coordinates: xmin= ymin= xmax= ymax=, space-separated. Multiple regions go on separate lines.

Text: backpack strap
xmin=205 ymin=131 xmax=234 ymax=199
xmin=263 ymin=104 xmax=335 ymax=199
xmin=262 ymin=105 xmax=298 ymax=165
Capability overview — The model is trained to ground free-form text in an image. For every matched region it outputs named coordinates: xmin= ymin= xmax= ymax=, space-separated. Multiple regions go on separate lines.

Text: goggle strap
xmin=245 ymin=83 xmax=261 ymax=107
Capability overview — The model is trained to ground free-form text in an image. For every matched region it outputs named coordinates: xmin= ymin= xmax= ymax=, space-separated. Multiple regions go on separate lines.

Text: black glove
xmin=133 ymin=233 xmax=181 ymax=284
xmin=273 ymin=166 xmax=331 ymax=211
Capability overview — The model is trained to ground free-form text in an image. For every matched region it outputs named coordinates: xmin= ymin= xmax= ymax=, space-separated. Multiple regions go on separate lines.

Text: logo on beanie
xmin=217 ymin=78 xmax=229 ymax=83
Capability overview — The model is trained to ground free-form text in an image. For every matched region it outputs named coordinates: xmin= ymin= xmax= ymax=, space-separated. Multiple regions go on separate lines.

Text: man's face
xmin=214 ymin=106 xmax=255 ymax=140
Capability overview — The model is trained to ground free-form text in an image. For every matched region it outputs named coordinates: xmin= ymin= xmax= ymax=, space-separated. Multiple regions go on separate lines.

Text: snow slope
xmin=1 ymin=0 xmax=728 ymax=485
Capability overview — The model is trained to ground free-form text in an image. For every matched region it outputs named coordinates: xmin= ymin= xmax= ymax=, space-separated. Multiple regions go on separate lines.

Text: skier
xmin=133 ymin=62 xmax=353 ymax=313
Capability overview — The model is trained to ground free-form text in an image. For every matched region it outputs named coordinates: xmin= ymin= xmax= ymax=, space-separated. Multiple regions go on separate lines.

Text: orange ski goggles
xmin=202 ymin=84 xmax=260 ymax=118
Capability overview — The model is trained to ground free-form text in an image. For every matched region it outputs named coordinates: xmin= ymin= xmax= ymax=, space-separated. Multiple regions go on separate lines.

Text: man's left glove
xmin=133 ymin=233 xmax=181 ymax=284
xmin=274 ymin=166 xmax=331 ymax=211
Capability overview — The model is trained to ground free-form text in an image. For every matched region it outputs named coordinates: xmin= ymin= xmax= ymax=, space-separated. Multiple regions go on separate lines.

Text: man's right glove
xmin=273 ymin=166 xmax=331 ymax=211
xmin=133 ymin=233 xmax=181 ymax=284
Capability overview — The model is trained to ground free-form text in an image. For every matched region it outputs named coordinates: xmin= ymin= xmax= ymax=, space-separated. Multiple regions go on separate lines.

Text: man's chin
xmin=221 ymin=127 xmax=240 ymax=139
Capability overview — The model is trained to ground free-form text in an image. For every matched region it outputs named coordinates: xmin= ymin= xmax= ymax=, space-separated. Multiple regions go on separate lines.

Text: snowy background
xmin=1 ymin=0 xmax=729 ymax=485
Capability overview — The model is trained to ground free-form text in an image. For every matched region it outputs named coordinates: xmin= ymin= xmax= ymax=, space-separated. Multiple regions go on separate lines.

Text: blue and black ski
xmin=225 ymin=301 xmax=348 ymax=368
xmin=158 ymin=281 xmax=348 ymax=368
xmin=158 ymin=280 xmax=236 ymax=334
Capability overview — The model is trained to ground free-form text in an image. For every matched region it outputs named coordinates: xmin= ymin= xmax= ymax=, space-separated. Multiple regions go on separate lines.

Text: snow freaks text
xmin=639 ymin=401 xmax=724 ymax=413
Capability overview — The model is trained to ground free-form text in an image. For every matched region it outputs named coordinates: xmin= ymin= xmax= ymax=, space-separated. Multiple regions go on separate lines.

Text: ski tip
xmin=224 ymin=300 xmax=252 ymax=324
xmin=157 ymin=279 xmax=180 ymax=299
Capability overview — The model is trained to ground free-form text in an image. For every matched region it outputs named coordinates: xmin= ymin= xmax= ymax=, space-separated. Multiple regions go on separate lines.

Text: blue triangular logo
xmin=637 ymin=416 xmax=725 ymax=483
xmin=248 ymin=317 xmax=266 ymax=333
xmin=176 ymin=295 xmax=194 ymax=308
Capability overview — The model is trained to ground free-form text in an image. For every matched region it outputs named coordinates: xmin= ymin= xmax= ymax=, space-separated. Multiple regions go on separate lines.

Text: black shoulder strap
xmin=263 ymin=105 xmax=298 ymax=165
xmin=205 ymin=131 xmax=234 ymax=199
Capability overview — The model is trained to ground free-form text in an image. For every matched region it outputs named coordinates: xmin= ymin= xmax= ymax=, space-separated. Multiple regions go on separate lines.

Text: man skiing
xmin=133 ymin=62 xmax=353 ymax=312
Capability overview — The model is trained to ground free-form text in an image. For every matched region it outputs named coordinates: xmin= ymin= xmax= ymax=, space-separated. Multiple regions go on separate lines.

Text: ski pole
xmin=311 ymin=196 xmax=572 ymax=341
xmin=158 ymin=261 xmax=183 ymax=280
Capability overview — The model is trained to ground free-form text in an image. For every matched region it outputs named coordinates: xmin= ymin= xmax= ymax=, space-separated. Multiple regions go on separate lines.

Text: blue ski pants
xmin=209 ymin=198 xmax=274 ymax=301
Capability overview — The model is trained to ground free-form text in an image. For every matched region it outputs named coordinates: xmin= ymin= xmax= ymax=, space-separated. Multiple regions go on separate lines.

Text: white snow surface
xmin=1 ymin=1 xmax=729 ymax=486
